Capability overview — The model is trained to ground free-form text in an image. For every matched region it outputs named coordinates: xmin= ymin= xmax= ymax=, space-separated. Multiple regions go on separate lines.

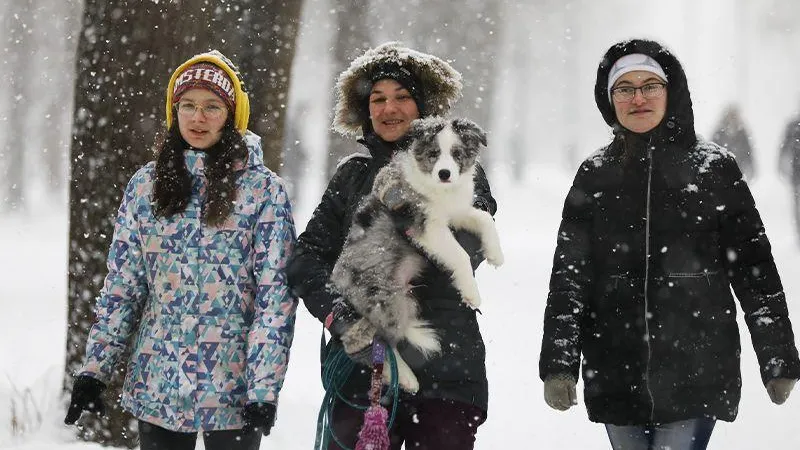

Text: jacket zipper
xmin=668 ymin=271 xmax=718 ymax=286
xmin=644 ymin=144 xmax=656 ymax=421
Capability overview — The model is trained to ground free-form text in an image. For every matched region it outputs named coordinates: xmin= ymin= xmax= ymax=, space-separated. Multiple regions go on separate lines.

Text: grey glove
xmin=766 ymin=378 xmax=797 ymax=405
xmin=544 ymin=374 xmax=577 ymax=411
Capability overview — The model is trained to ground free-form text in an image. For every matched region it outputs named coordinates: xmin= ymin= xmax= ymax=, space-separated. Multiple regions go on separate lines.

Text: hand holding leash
xmin=325 ymin=300 xmax=374 ymax=366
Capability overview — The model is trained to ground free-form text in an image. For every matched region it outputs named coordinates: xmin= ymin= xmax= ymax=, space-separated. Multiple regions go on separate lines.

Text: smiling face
xmin=612 ymin=70 xmax=668 ymax=134
xmin=368 ymin=79 xmax=420 ymax=142
xmin=176 ymin=88 xmax=230 ymax=149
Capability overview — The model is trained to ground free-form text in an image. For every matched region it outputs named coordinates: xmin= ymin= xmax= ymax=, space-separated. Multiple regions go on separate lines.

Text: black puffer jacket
xmin=287 ymin=132 xmax=496 ymax=412
xmin=539 ymin=39 xmax=800 ymax=425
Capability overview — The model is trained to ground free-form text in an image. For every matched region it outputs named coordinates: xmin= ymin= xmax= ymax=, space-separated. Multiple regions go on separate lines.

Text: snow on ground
xmin=1 ymin=164 xmax=799 ymax=449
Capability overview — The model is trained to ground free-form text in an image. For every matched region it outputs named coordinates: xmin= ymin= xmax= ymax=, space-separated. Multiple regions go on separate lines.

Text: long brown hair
xmin=152 ymin=119 xmax=247 ymax=227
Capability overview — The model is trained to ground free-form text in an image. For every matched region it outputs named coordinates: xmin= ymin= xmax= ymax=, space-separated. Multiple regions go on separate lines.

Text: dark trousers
xmin=605 ymin=418 xmax=716 ymax=450
xmin=138 ymin=420 xmax=261 ymax=450
xmin=328 ymin=398 xmax=485 ymax=450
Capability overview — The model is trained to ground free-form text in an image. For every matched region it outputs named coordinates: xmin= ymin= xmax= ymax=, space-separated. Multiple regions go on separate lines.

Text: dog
xmin=329 ymin=116 xmax=504 ymax=393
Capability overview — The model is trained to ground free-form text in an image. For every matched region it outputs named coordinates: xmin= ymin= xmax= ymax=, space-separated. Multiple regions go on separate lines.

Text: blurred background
xmin=3 ymin=0 xmax=800 ymax=448
xmin=4 ymin=0 xmax=800 ymax=216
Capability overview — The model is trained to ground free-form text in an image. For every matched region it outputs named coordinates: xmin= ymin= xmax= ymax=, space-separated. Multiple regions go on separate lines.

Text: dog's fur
xmin=330 ymin=117 xmax=504 ymax=393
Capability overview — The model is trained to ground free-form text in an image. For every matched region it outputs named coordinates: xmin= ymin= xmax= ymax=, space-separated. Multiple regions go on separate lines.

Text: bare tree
xmin=324 ymin=0 xmax=371 ymax=176
xmin=372 ymin=0 xmax=504 ymax=169
xmin=65 ymin=1 xmax=302 ymax=446
xmin=1 ymin=0 xmax=35 ymax=212
xmin=34 ymin=0 xmax=82 ymax=196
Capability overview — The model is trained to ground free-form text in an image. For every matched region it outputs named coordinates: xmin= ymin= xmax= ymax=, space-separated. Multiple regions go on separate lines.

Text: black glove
xmin=325 ymin=298 xmax=360 ymax=338
xmin=325 ymin=299 xmax=374 ymax=366
xmin=64 ymin=375 xmax=107 ymax=424
xmin=241 ymin=402 xmax=277 ymax=436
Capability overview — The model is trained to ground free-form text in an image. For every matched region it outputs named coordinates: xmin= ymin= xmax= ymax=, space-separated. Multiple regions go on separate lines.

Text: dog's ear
xmin=451 ymin=118 xmax=487 ymax=147
xmin=410 ymin=117 xmax=447 ymax=142
xmin=408 ymin=118 xmax=427 ymax=141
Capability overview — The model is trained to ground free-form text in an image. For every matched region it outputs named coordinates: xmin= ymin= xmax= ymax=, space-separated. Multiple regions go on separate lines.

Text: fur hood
xmin=332 ymin=42 xmax=463 ymax=137
xmin=594 ymin=39 xmax=696 ymax=147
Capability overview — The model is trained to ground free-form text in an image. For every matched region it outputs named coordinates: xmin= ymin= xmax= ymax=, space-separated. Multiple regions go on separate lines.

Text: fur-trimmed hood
xmin=332 ymin=42 xmax=463 ymax=137
xmin=594 ymin=39 xmax=696 ymax=147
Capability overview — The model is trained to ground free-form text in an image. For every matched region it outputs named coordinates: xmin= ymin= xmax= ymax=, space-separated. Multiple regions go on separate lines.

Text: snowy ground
xmin=1 ymin=164 xmax=799 ymax=449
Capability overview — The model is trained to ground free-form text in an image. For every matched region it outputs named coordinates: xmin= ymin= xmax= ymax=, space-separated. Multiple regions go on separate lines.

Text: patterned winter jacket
xmin=79 ymin=131 xmax=297 ymax=432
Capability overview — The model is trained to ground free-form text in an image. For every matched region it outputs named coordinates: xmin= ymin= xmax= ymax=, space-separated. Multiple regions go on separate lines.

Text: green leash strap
xmin=315 ymin=332 xmax=400 ymax=450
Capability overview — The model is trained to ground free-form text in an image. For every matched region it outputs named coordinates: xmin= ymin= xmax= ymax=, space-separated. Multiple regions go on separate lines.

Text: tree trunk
xmin=65 ymin=2 xmax=301 ymax=446
xmin=324 ymin=0 xmax=371 ymax=177
xmin=372 ymin=0 xmax=504 ymax=169
xmin=1 ymin=0 xmax=34 ymax=212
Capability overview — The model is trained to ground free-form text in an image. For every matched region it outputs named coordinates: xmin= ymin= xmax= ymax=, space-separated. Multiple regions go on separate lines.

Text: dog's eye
xmin=452 ymin=148 xmax=463 ymax=159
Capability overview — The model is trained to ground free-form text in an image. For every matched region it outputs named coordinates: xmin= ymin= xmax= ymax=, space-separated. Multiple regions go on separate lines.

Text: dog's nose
xmin=438 ymin=169 xmax=451 ymax=181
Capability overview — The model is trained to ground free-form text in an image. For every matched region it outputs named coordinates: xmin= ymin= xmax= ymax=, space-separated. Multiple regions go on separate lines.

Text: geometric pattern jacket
xmin=79 ymin=131 xmax=297 ymax=432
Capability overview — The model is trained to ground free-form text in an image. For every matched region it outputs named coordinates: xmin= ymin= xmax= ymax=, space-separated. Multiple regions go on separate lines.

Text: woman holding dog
xmin=287 ymin=42 xmax=495 ymax=449
xmin=64 ymin=50 xmax=297 ymax=450
xmin=539 ymin=38 xmax=800 ymax=449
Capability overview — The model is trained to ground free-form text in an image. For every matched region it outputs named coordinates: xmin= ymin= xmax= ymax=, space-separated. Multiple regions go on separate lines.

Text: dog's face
xmin=407 ymin=117 xmax=487 ymax=185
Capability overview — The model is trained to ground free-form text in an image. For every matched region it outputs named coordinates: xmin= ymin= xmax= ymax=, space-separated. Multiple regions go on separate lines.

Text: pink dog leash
xmin=355 ymin=340 xmax=391 ymax=450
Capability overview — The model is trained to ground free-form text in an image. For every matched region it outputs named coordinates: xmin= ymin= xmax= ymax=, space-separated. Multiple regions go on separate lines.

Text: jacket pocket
xmin=666 ymin=270 xmax=720 ymax=285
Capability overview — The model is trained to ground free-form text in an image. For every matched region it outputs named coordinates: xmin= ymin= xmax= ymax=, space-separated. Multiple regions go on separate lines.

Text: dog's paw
xmin=455 ymin=277 xmax=482 ymax=309
xmin=398 ymin=371 xmax=420 ymax=393
xmin=341 ymin=320 xmax=375 ymax=356
xmin=484 ymin=245 xmax=505 ymax=267
xmin=382 ymin=360 xmax=420 ymax=394
xmin=384 ymin=367 xmax=420 ymax=394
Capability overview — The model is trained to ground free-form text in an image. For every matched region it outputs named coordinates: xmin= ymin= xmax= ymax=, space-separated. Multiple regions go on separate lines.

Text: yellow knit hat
xmin=165 ymin=50 xmax=250 ymax=134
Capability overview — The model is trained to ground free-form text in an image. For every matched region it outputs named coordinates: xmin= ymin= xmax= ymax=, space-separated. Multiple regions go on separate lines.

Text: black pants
xmin=328 ymin=398 xmax=486 ymax=450
xmin=138 ymin=420 xmax=261 ymax=450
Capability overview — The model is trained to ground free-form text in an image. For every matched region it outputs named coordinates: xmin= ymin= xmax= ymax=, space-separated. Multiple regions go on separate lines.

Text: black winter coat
xmin=287 ymin=133 xmax=496 ymax=412
xmin=540 ymin=39 xmax=800 ymax=426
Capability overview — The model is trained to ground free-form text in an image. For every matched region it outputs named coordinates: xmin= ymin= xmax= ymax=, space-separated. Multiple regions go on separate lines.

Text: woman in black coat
xmin=287 ymin=42 xmax=495 ymax=450
xmin=539 ymin=39 xmax=800 ymax=450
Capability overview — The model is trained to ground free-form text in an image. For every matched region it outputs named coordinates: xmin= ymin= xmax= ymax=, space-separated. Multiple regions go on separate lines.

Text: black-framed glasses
xmin=610 ymin=82 xmax=667 ymax=103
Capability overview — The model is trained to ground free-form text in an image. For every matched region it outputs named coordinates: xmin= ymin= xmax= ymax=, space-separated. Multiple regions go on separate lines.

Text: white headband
xmin=607 ymin=53 xmax=668 ymax=100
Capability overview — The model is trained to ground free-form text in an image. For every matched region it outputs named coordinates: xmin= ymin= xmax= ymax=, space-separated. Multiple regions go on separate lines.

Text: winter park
xmin=3 ymin=0 xmax=800 ymax=449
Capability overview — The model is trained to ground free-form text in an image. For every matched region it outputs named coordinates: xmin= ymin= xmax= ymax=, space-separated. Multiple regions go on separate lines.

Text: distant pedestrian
xmin=711 ymin=103 xmax=756 ymax=180
xmin=778 ymin=107 xmax=800 ymax=244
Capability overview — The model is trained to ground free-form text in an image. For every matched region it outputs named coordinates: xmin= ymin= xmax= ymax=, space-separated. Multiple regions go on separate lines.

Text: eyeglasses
xmin=176 ymin=101 xmax=226 ymax=119
xmin=610 ymin=82 xmax=667 ymax=103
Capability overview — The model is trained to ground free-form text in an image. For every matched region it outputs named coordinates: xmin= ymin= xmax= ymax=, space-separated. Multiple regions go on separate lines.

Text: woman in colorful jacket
xmin=64 ymin=50 xmax=297 ymax=450
xmin=539 ymin=39 xmax=800 ymax=449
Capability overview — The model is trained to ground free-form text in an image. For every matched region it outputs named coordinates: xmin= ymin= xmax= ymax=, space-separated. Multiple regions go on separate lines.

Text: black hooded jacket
xmin=539 ymin=39 xmax=800 ymax=425
xmin=287 ymin=132 xmax=495 ymax=412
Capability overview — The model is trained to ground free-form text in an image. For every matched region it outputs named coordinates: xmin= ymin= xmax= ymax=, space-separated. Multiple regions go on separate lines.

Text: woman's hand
xmin=766 ymin=378 xmax=797 ymax=405
xmin=242 ymin=403 xmax=277 ymax=436
xmin=64 ymin=375 xmax=106 ymax=424
xmin=544 ymin=374 xmax=577 ymax=411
